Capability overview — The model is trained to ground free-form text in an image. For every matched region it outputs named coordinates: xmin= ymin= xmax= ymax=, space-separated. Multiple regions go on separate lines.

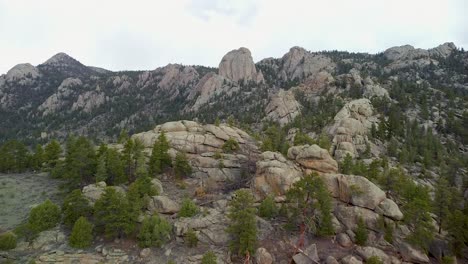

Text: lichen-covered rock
xmin=149 ymin=195 xmax=180 ymax=214
xmin=264 ymin=89 xmax=301 ymax=126
xmin=173 ymin=208 xmax=229 ymax=245
xmin=398 ymin=242 xmax=430 ymax=263
xmin=321 ymin=174 xmax=386 ymax=210
xmin=356 ymin=246 xmax=391 ymax=264
xmin=287 ymin=144 xmax=338 ymax=174
xmin=376 ymin=198 xmax=403 ymax=221
xmin=252 ymin=151 xmax=302 ymax=199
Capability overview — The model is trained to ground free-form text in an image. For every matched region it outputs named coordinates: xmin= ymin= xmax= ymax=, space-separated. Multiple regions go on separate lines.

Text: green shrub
xmin=28 ymin=199 xmax=61 ymax=233
xmin=0 ymin=232 xmax=17 ymax=250
xmin=201 ymin=251 xmax=217 ymax=264
xmin=355 ymin=217 xmax=368 ymax=246
xmin=138 ymin=215 xmax=172 ymax=248
xmin=222 ymin=138 xmax=239 ymax=153
xmin=62 ymin=190 xmax=92 ymax=228
xmin=367 ymin=256 xmax=383 ymax=264
xmin=174 ymin=152 xmax=192 ymax=178
xmin=178 ymin=198 xmax=199 ymax=218
xmin=185 ymin=228 xmax=198 ymax=248
xmin=258 ymin=196 xmax=278 ymax=219
xmin=69 ymin=217 xmax=93 ymax=248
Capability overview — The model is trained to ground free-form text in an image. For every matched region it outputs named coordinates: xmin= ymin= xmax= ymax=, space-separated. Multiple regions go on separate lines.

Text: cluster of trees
xmin=0 ymin=139 xmax=61 ymax=173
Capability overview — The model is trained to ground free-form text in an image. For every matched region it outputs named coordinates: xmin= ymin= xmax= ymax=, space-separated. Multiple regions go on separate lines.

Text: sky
xmin=0 ymin=0 xmax=467 ymax=74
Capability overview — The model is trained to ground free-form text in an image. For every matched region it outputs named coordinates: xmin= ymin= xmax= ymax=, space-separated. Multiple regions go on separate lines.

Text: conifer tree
xmin=28 ymin=199 xmax=61 ymax=233
xmin=62 ymin=189 xmax=92 ymax=228
xmin=148 ymin=132 xmax=171 ymax=176
xmin=32 ymin=144 xmax=45 ymax=170
xmin=44 ymin=139 xmax=62 ymax=167
xmin=138 ymin=215 xmax=172 ymax=248
xmin=174 ymin=152 xmax=192 ymax=178
xmin=69 ymin=216 xmax=93 ymax=248
xmin=227 ymin=189 xmax=257 ymax=257
xmin=95 ymin=155 xmax=107 ymax=183
xmin=94 ymin=187 xmax=134 ymax=238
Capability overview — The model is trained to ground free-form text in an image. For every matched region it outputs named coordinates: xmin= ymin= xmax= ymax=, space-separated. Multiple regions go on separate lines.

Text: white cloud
xmin=0 ymin=0 xmax=466 ymax=74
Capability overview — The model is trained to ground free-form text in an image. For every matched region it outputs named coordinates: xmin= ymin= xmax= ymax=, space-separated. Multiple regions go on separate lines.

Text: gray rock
xmin=149 ymin=195 xmax=180 ymax=214
xmin=218 ymin=47 xmax=263 ymax=84
xmin=292 ymin=243 xmax=319 ymax=264
xmin=398 ymin=242 xmax=430 ymax=263
xmin=337 ymin=233 xmax=353 ymax=247
xmin=341 ymin=255 xmax=363 ymax=264
xmin=376 ymin=198 xmax=403 ymax=220
xmin=326 ymin=256 xmax=340 ymax=264
xmin=287 ymin=144 xmax=338 ymax=174
xmin=356 ymin=246 xmax=391 ymax=264
xmin=264 ymin=89 xmax=301 ymax=126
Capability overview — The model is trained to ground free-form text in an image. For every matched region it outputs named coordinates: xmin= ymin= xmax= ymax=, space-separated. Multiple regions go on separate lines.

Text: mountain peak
xmin=43 ymin=52 xmax=83 ymax=67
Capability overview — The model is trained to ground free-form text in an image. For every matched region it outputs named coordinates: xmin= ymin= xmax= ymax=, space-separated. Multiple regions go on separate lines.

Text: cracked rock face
xmin=264 ymin=89 xmax=301 ymax=126
xmin=281 ymin=46 xmax=335 ymax=81
xmin=5 ymin=63 xmax=40 ymax=83
xmin=218 ymin=47 xmax=263 ymax=84
xmin=132 ymin=120 xmax=259 ymax=184
xmin=327 ymin=99 xmax=377 ymax=160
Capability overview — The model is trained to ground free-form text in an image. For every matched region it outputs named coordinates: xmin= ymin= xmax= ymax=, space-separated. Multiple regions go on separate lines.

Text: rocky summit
xmin=0 ymin=43 xmax=467 ymax=264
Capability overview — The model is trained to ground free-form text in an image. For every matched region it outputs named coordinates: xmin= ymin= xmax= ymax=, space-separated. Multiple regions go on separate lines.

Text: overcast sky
xmin=1 ymin=0 xmax=467 ymax=74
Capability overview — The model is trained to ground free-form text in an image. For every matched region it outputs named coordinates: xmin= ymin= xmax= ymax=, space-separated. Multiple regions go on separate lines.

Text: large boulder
xmin=173 ymin=208 xmax=230 ymax=245
xmin=334 ymin=203 xmax=380 ymax=231
xmin=321 ymin=174 xmax=386 ymax=210
xmin=376 ymin=198 xmax=403 ymax=221
xmin=218 ymin=47 xmax=263 ymax=84
xmin=252 ymin=151 xmax=302 ymax=199
xmin=398 ymin=242 xmax=430 ymax=263
xmin=356 ymin=246 xmax=391 ymax=264
xmin=31 ymin=228 xmax=66 ymax=250
xmin=287 ymin=144 xmax=338 ymax=174
xmin=148 ymin=196 xmax=180 ymax=214
xmin=264 ymin=89 xmax=301 ymax=126
xmin=82 ymin=181 xmax=107 ymax=205
xmin=292 ymin=243 xmax=319 ymax=264
xmin=341 ymin=255 xmax=363 ymax=264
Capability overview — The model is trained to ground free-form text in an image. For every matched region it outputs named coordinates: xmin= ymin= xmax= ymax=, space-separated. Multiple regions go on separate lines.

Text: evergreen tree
xmin=28 ymin=199 xmax=61 ymax=233
xmin=201 ymin=251 xmax=217 ymax=264
xmin=355 ymin=217 xmax=368 ymax=246
xmin=64 ymin=136 xmax=97 ymax=188
xmin=32 ymin=144 xmax=45 ymax=170
xmin=432 ymin=177 xmax=452 ymax=234
xmin=185 ymin=228 xmax=198 ymax=248
xmin=122 ymin=138 xmax=145 ymax=182
xmin=174 ymin=152 xmax=192 ymax=178
xmin=258 ymin=196 xmax=278 ymax=219
xmin=95 ymin=155 xmax=107 ymax=183
xmin=106 ymin=148 xmax=126 ymax=185
xmin=178 ymin=198 xmax=199 ymax=218
xmin=339 ymin=153 xmax=353 ymax=175
xmin=286 ymin=173 xmax=334 ymax=236
xmin=0 ymin=232 xmax=17 ymax=250
xmin=69 ymin=216 xmax=93 ymax=248
xmin=118 ymin=129 xmax=129 ymax=144
xmin=446 ymin=210 xmax=468 ymax=256
xmin=44 ymin=139 xmax=62 ymax=168
xmin=138 ymin=215 xmax=172 ymax=248
xmin=148 ymin=132 xmax=172 ymax=176
xmin=62 ymin=189 xmax=92 ymax=228
xmin=227 ymin=189 xmax=257 ymax=257
xmin=94 ymin=187 xmax=134 ymax=238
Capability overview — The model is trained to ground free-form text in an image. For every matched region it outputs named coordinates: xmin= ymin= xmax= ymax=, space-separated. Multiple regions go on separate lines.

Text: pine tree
xmin=174 ymin=152 xmax=192 ymax=179
xmin=148 ymin=132 xmax=171 ymax=176
xmin=94 ymin=187 xmax=134 ymax=238
xmin=355 ymin=217 xmax=368 ymax=246
xmin=138 ymin=215 xmax=172 ymax=248
xmin=0 ymin=232 xmax=17 ymax=250
xmin=64 ymin=136 xmax=97 ymax=188
xmin=106 ymin=148 xmax=126 ymax=185
xmin=339 ymin=153 xmax=353 ymax=174
xmin=28 ymin=199 xmax=61 ymax=233
xmin=178 ymin=198 xmax=199 ymax=218
xmin=227 ymin=189 xmax=257 ymax=257
xmin=286 ymin=173 xmax=334 ymax=236
xmin=258 ymin=196 xmax=278 ymax=219
xmin=123 ymin=138 xmax=145 ymax=182
xmin=95 ymin=155 xmax=107 ymax=183
xmin=69 ymin=216 xmax=93 ymax=248
xmin=433 ymin=177 xmax=452 ymax=234
xmin=44 ymin=139 xmax=62 ymax=168
xmin=446 ymin=210 xmax=468 ymax=256
xmin=32 ymin=144 xmax=45 ymax=170
xmin=62 ymin=189 xmax=92 ymax=228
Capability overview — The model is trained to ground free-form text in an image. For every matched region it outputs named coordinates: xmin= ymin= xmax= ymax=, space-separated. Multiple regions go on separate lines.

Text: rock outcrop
xmin=187 ymin=72 xmax=234 ymax=111
xmin=148 ymin=195 xmax=180 ymax=214
xmin=281 ymin=46 xmax=335 ymax=81
xmin=327 ymin=99 xmax=377 ymax=160
xmin=252 ymin=151 xmax=302 ymax=199
xmin=264 ymin=89 xmax=301 ymax=126
xmin=132 ymin=120 xmax=258 ymax=185
xmin=218 ymin=47 xmax=263 ymax=84
xmin=38 ymin=77 xmax=83 ymax=115
xmin=5 ymin=63 xmax=40 ymax=83
xmin=428 ymin=42 xmax=457 ymax=58
xmin=287 ymin=144 xmax=338 ymax=174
